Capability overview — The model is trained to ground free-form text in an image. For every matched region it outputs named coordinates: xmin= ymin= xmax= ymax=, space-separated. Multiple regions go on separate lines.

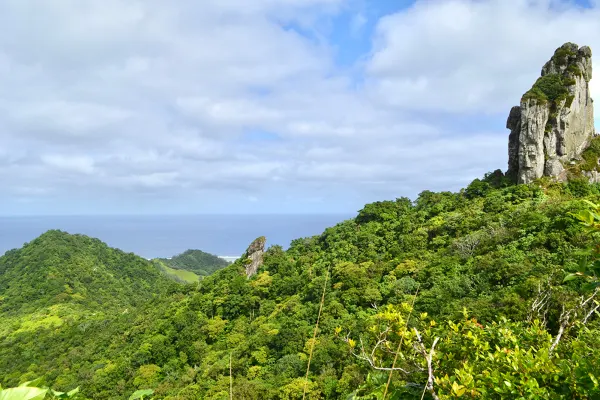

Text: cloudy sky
xmin=1 ymin=0 xmax=599 ymax=215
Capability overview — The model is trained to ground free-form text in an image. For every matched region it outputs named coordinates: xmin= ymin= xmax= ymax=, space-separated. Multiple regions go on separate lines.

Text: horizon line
xmin=0 ymin=212 xmax=354 ymax=217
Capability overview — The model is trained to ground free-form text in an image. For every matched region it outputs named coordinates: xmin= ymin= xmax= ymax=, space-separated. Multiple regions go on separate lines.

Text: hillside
xmin=0 ymin=231 xmax=176 ymax=392
xmin=154 ymin=261 xmax=201 ymax=283
xmin=2 ymin=177 xmax=600 ymax=399
xmin=156 ymin=249 xmax=230 ymax=277
xmin=0 ymin=230 xmax=173 ymax=314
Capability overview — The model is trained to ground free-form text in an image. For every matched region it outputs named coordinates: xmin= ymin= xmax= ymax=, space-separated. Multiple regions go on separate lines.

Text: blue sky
xmin=0 ymin=0 xmax=599 ymax=215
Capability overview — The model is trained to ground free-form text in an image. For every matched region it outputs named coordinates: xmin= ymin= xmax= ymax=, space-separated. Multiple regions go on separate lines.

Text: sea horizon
xmin=0 ymin=214 xmax=352 ymax=259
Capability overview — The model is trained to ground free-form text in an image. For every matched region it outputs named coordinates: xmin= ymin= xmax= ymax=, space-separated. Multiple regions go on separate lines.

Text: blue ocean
xmin=0 ymin=214 xmax=351 ymax=259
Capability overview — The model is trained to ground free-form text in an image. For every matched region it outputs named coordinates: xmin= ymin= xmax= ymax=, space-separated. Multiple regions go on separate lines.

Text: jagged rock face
xmin=517 ymin=99 xmax=549 ymax=183
xmin=506 ymin=106 xmax=521 ymax=182
xmin=244 ymin=236 xmax=265 ymax=278
xmin=507 ymin=43 xmax=594 ymax=183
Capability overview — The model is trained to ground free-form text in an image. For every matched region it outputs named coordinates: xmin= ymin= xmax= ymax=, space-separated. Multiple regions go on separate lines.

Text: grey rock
xmin=544 ymin=158 xmax=567 ymax=181
xmin=517 ymin=99 xmax=549 ymax=183
xmin=507 ymin=43 xmax=594 ymax=183
xmin=244 ymin=236 xmax=266 ymax=278
xmin=506 ymin=106 xmax=521 ymax=181
xmin=584 ymin=170 xmax=600 ymax=183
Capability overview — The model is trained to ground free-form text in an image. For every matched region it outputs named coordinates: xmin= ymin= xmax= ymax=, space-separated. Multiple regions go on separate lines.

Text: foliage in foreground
xmin=349 ymin=197 xmax=600 ymax=399
xmin=345 ymin=304 xmax=600 ymax=399
xmin=0 ymin=384 xmax=152 ymax=400
xmin=0 ymin=381 xmax=79 ymax=400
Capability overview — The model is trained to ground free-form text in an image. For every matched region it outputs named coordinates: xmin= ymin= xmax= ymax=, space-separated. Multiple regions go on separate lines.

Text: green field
xmin=155 ymin=261 xmax=200 ymax=283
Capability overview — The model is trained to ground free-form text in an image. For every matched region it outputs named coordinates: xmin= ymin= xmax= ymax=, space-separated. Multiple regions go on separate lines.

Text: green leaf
xmin=128 ymin=389 xmax=154 ymax=400
xmin=51 ymin=387 xmax=79 ymax=399
xmin=563 ymin=273 xmax=582 ymax=282
xmin=583 ymin=200 xmax=599 ymax=210
xmin=0 ymin=387 xmax=48 ymax=400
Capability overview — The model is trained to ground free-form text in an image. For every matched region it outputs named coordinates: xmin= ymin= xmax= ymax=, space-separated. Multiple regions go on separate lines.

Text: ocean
xmin=0 ymin=214 xmax=352 ymax=259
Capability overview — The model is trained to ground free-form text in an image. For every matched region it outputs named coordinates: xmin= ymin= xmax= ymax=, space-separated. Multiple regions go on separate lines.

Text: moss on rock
xmin=522 ymin=74 xmax=570 ymax=104
xmin=579 ymin=136 xmax=600 ymax=172
xmin=553 ymin=43 xmax=578 ymax=66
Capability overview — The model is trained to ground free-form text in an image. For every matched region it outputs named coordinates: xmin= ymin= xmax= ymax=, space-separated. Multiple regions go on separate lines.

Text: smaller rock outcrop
xmin=507 ymin=42 xmax=594 ymax=183
xmin=243 ymin=236 xmax=266 ymax=278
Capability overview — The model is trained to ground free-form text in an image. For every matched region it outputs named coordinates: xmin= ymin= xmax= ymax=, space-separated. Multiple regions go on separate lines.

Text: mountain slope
xmin=156 ymin=248 xmax=230 ymax=276
xmin=0 ymin=230 xmax=172 ymax=315
xmin=2 ymin=177 xmax=600 ymax=399
xmin=154 ymin=260 xmax=200 ymax=283
xmin=0 ymin=230 xmax=176 ymax=392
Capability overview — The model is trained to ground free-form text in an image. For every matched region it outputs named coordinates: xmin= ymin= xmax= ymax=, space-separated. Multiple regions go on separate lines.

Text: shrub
xmin=579 ymin=136 xmax=600 ymax=172
xmin=464 ymin=179 xmax=491 ymax=199
xmin=566 ymin=178 xmax=593 ymax=198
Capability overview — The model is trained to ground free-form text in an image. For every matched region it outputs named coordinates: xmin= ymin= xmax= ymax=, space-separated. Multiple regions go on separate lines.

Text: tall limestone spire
xmin=507 ymin=42 xmax=594 ymax=184
xmin=243 ymin=236 xmax=266 ymax=278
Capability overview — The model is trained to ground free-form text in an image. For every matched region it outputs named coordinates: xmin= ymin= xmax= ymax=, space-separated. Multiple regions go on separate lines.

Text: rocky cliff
xmin=243 ymin=236 xmax=266 ymax=278
xmin=507 ymin=42 xmax=594 ymax=183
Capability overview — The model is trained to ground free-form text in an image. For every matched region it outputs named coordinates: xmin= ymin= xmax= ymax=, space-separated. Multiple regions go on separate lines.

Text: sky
xmin=1 ymin=0 xmax=600 ymax=215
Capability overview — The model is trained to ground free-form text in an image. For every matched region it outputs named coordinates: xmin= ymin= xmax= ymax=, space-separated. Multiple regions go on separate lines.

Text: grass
xmin=154 ymin=261 xmax=200 ymax=283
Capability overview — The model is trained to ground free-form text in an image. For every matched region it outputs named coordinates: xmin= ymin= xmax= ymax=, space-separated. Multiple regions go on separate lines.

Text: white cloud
xmin=116 ymin=172 xmax=181 ymax=189
xmin=5 ymin=101 xmax=130 ymax=138
xmin=1 ymin=0 xmax=599 ymax=214
xmin=41 ymin=154 xmax=96 ymax=175
xmin=367 ymin=0 xmax=600 ymax=117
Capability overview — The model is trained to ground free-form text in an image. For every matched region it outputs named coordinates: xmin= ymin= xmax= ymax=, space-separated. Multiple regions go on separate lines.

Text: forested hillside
xmin=0 ymin=231 xmax=176 ymax=393
xmin=2 ymin=174 xmax=600 ymax=399
xmin=156 ymin=249 xmax=230 ymax=277
xmin=0 ymin=230 xmax=173 ymax=311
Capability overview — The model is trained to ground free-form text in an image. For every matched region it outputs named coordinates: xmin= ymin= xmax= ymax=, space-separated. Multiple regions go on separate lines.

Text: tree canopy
xmin=2 ymin=175 xmax=600 ymax=399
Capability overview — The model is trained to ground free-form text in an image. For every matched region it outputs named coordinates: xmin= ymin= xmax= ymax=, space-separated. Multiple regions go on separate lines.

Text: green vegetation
xmin=156 ymin=249 xmax=230 ymax=276
xmin=567 ymin=63 xmax=583 ymax=77
xmin=522 ymin=43 xmax=580 ymax=108
xmin=521 ymin=74 xmax=572 ymax=105
xmin=3 ymin=177 xmax=600 ymax=398
xmin=564 ymin=199 xmax=600 ymax=285
xmin=0 ymin=383 xmax=150 ymax=400
xmin=578 ymin=136 xmax=600 ymax=172
xmin=154 ymin=261 xmax=200 ymax=283
xmin=0 ymin=230 xmax=173 ymax=316
xmin=0 ymin=383 xmax=79 ymax=400
xmin=553 ymin=43 xmax=578 ymax=66
xmin=0 ymin=231 xmax=176 ymax=398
